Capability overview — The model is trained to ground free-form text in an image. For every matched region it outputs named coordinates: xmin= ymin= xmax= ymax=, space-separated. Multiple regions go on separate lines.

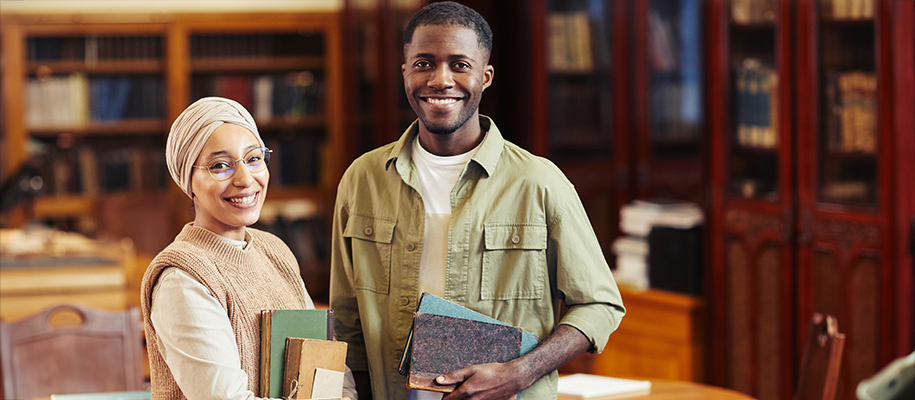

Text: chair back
xmin=795 ymin=312 xmax=846 ymax=400
xmin=0 ymin=304 xmax=145 ymax=400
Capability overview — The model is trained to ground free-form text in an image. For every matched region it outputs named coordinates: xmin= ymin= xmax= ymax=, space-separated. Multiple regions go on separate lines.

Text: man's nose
xmin=428 ymin=65 xmax=454 ymax=89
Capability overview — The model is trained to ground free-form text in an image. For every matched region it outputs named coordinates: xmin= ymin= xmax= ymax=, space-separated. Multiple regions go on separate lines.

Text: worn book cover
xmin=259 ymin=309 xmax=334 ymax=398
xmin=399 ymin=293 xmax=538 ymax=376
xmin=407 ymin=312 xmax=522 ymax=393
xmin=282 ymin=337 xmax=347 ymax=399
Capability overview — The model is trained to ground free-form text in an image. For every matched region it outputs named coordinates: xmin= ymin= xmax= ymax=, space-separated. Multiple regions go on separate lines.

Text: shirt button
xmin=401 ymin=297 xmax=410 ymax=306
xmin=511 ymin=234 xmax=520 ymax=244
xmin=406 ymin=242 xmax=416 ymax=251
xmin=364 ymin=227 xmax=373 ymax=236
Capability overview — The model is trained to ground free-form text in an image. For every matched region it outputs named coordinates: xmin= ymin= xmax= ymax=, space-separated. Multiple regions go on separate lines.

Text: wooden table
xmin=638 ymin=379 xmax=756 ymax=399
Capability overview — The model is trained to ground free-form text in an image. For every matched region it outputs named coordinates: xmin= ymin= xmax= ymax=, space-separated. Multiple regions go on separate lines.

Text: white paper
xmin=311 ymin=367 xmax=345 ymax=399
xmin=557 ymin=374 xmax=652 ymax=398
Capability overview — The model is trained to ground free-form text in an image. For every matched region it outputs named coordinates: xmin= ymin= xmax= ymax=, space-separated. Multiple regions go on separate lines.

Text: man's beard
xmin=416 ymin=95 xmax=480 ymax=135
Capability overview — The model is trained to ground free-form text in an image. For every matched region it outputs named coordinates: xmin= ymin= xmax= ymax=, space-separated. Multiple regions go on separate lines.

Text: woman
xmin=140 ymin=97 xmax=355 ymax=400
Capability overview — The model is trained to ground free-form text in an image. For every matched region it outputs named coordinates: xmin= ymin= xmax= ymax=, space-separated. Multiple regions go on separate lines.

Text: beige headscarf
xmin=166 ymin=97 xmax=262 ymax=198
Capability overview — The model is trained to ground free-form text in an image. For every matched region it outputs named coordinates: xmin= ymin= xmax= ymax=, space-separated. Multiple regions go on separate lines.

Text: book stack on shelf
xmin=733 ymin=58 xmax=778 ymax=149
xmin=612 ymin=200 xmax=704 ymax=294
xmin=730 ymin=0 xmax=775 ymax=24
xmin=547 ymin=11 xmax=594 ymax=73
xmin=191 ymin=72 xmax=325 ymax=123
xmin=824 ymin=71 xmax=877 ymax=154
xmin=821 ymin=0 xmax=875 ymax=20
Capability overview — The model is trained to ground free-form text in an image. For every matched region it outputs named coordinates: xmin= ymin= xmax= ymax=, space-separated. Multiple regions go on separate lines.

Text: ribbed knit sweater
xmin=140 ymin=223 xmax=308 ymax=399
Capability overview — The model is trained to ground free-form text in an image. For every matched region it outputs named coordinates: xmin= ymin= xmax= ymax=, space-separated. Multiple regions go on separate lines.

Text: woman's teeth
xmin=228 ymin=194 xmax=256 ymax=204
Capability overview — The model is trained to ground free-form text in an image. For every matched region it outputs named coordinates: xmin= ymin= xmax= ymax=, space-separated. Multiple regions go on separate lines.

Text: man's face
xmin=402 ymin=24 xmax=493 ymax=136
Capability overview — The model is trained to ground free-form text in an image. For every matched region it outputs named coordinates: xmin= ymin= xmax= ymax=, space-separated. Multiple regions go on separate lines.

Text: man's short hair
xmin=403 ymin=1 xmax=493 ymax=57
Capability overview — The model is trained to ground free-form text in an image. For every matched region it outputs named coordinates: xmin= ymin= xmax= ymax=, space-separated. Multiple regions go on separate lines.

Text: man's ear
xmin=482 ymin=64 xmax=494 ymax=90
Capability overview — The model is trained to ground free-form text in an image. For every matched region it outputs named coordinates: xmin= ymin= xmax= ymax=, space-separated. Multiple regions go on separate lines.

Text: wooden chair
xmin=795 ymin=312 xmax=846 ymax=400
xmin=0 ymin=304 xmax=146 ymax=400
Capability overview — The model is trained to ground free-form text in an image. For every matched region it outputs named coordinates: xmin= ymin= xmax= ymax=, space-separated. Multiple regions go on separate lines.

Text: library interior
xmin=0 ymin=1 xmax=912 ymax=400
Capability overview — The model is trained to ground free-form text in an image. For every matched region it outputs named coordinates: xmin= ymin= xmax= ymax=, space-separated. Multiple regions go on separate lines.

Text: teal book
xmin=398 ymin=293 xmax=539 ymax=376
xmin=259 ymin=309 xmax=334 ymax=398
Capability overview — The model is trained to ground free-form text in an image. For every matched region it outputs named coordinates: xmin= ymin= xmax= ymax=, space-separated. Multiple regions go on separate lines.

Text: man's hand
xmin=437 ymin=324 xmax=591 ymax=400
xmin=436 ymin=361 xmax=528 ymax=400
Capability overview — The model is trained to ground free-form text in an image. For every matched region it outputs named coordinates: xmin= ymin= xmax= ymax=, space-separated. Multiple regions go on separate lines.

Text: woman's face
xmin=190 ymin=123 xmax=268 ymax=241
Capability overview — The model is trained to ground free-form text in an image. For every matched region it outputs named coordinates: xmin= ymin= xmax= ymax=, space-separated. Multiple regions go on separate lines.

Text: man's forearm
xmin=510 ymin=324 xmax=591 ymax=388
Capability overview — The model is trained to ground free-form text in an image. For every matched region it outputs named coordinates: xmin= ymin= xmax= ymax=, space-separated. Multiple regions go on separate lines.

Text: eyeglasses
xmin=193 ymin=147 xmax=272 ymax=181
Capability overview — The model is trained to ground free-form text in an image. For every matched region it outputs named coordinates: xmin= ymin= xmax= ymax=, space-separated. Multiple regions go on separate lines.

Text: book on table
xmin=259 ymin=309 xmax=334 ymax=398
xmin=557 ymin=374 xmax=652 ymax=400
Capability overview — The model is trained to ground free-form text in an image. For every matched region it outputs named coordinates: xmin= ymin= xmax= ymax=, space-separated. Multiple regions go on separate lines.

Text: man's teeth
xmin=228 ymin=194 xmax=256 ymax=204
xmin=427 ymin=98 xmax=457 ymax=105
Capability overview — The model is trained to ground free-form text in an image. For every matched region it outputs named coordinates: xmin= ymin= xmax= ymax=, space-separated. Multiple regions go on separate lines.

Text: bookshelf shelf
xmin=28 ymin=60 xmax=165 ymax=74
xmin=29 ymin=119 xmax=167 ymax=137
xmin=190 ymin=56 xmax=324 ymax=73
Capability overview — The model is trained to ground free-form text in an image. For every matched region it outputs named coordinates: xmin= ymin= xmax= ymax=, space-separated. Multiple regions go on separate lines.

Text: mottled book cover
xmin=407 ymin=312 xmax=523 ymax=392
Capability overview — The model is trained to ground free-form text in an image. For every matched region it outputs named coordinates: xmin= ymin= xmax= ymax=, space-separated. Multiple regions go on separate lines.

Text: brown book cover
xmin=282 ymin=338 xmax=347 ymax=399
xmin=259 ymin=309 xmax=334 ymax=398
xmin=407 ymin=312 xmax=522 ymax=393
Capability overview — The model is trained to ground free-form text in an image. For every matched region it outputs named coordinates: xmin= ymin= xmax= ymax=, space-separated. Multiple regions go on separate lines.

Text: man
xmin=329 ymin=2 xmax=625 ymax=399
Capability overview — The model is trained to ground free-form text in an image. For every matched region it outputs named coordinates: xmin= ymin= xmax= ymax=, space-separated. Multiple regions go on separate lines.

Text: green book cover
xmin=259 ymin=309 xmax=333 ymax=398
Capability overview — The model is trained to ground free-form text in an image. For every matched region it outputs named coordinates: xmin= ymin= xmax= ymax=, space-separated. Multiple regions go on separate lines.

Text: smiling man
xmin=329 ymin=2 xmax=626 ymax=400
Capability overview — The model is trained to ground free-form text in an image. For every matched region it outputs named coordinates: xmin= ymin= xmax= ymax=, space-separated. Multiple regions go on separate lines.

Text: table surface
xmin=635 ymin=379 xmax=756 ymax=399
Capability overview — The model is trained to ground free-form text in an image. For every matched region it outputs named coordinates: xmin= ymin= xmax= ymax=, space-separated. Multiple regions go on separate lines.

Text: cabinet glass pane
xmin=546 ymin=0 xmax=613 ymax=161
xmin=727 ymin=0 xmax=780 ymax=201
xmin=648 ymin=0 xmax=704 ymax=159
xmin=817 ymin=1 xmax=878 ymax=207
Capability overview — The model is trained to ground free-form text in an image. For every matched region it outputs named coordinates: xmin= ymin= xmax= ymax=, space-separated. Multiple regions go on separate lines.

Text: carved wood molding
xmin=812 ymin=219 xmax=881 ymax=259
xmin=724 ymin=209 xmax=784 ymax=244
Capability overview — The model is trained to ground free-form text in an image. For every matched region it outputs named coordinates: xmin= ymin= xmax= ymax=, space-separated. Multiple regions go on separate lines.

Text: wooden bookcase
xmin=0 ymin=12 xmax=344 ymax=301
xmin=707 ymin=1 xmax=914 ymax=400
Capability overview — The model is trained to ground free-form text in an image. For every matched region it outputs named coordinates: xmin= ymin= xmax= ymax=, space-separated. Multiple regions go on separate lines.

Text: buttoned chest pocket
xmin=343 ymin=215 xmax=395 ymax=294
xmin=481 ymin=223 xmax=547 ymax=300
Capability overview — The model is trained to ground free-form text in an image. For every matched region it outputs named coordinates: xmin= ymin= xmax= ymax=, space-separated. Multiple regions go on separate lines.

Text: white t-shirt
xmin=409 ymin=137 xmax=481 ymax=400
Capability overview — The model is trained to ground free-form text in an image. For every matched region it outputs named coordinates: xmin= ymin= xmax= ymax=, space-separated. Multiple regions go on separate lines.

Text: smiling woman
xmin=138 ymin=97 xmax=356 ymax=400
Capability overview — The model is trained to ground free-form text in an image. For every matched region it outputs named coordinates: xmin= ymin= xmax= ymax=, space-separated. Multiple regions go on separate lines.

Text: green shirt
xmin=330 ymin=116 xmax=625 ymax=400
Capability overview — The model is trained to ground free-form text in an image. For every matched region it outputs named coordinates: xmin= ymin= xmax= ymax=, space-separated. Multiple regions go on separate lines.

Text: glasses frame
xmin=192 ymin=147 xmax=273 ymax=181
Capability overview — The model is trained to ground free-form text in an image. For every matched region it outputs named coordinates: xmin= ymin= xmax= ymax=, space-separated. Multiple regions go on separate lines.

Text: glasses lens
xmin=207 ymin=157 xmax=236 ymax=180
xmin=244 ymin=147 xmax=270 ymax=173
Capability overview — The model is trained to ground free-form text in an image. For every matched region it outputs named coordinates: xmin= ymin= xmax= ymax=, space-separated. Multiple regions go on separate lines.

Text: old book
xmin=282 ymin=338 xmax=347 ymax=399
xmin=398 ymin=293 xmax=538 ymax=376
xmin=557 ymin=374 xmax=652 ymax=400
xmin=259 ymin=309 xmax=334 ymax=398
xmin=406 ymin=312 xmax=522 ymax=393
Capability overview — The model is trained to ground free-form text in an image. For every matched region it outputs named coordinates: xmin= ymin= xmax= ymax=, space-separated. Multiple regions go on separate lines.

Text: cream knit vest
xmin=140 ymin=223 xmax=308 ymax=399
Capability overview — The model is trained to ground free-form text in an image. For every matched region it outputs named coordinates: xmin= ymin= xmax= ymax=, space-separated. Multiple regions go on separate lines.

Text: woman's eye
xmin=209 ymin=161 xmax=231 ymax=171
xmin=247 ymin=156 xmax=263 ymax=164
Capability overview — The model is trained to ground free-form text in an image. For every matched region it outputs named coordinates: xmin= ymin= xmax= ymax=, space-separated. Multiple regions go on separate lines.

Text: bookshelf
xmin=0 ymin=12 xmax=344 ymax=302
xmin=707 ymin=1 xmax=914 ymax=400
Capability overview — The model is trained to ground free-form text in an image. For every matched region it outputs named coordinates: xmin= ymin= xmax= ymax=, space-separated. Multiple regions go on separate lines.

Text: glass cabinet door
xmin=545 ymin=0 xmax=614 ymax=161
xmin=816 ymin=0 xmax=878 ymax=208
xmin=727 ymin=0 xmax=780 ymax=201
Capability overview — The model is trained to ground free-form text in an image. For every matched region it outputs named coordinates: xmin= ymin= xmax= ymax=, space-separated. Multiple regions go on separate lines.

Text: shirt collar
xmin=384 ymin=115 xmax=503 ymax=177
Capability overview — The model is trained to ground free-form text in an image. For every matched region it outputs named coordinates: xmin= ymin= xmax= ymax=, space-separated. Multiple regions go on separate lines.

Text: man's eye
xmin=454 ymin=62 xmax=470 ymax=69
xmin=415 ymin=61 xmax=431 ymax=68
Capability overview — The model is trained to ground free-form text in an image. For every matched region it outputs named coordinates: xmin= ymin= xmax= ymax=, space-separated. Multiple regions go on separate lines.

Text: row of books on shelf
xmin=36 ymin=144 xmax=168 ymax=196
xmin=25 ymin=73 xmax=165 ymax=129
xmin=29 ymin=36 xmax=163 ymax=62
xmin=547 ymin=11 xmax=595 ymax=73
xmin=824 ymin=71 xmax=877 ymax=154
xmin=192 ymin=73 xmax=326 ymax=123
xmin=733 ymin=59 xmax=778 ymax=149
xmin=821 ymin=0 xmax=875 ymax=20
xmin=731 ymin=0 xmax=776 ymax=24
xmin=190 ymin=33 xmax=324 ymax=59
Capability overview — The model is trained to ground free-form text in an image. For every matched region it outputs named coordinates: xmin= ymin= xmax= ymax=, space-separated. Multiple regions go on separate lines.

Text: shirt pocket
xmin=343 ymin=214 xmax=395 ymax=294
xmin=481 ymin=223 xmax=548 ymax=300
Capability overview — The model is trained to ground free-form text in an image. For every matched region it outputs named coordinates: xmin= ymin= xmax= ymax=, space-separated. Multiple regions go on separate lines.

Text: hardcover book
xmin=282 ymin=337 xmax=347 ymax=399
xmin=398 ymin=293 xmax=538 ymax=376
xmin=259 ymin=309 xmax=334 ymax=398
xmin=407 ymin=312 xmax=522 ymax=393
